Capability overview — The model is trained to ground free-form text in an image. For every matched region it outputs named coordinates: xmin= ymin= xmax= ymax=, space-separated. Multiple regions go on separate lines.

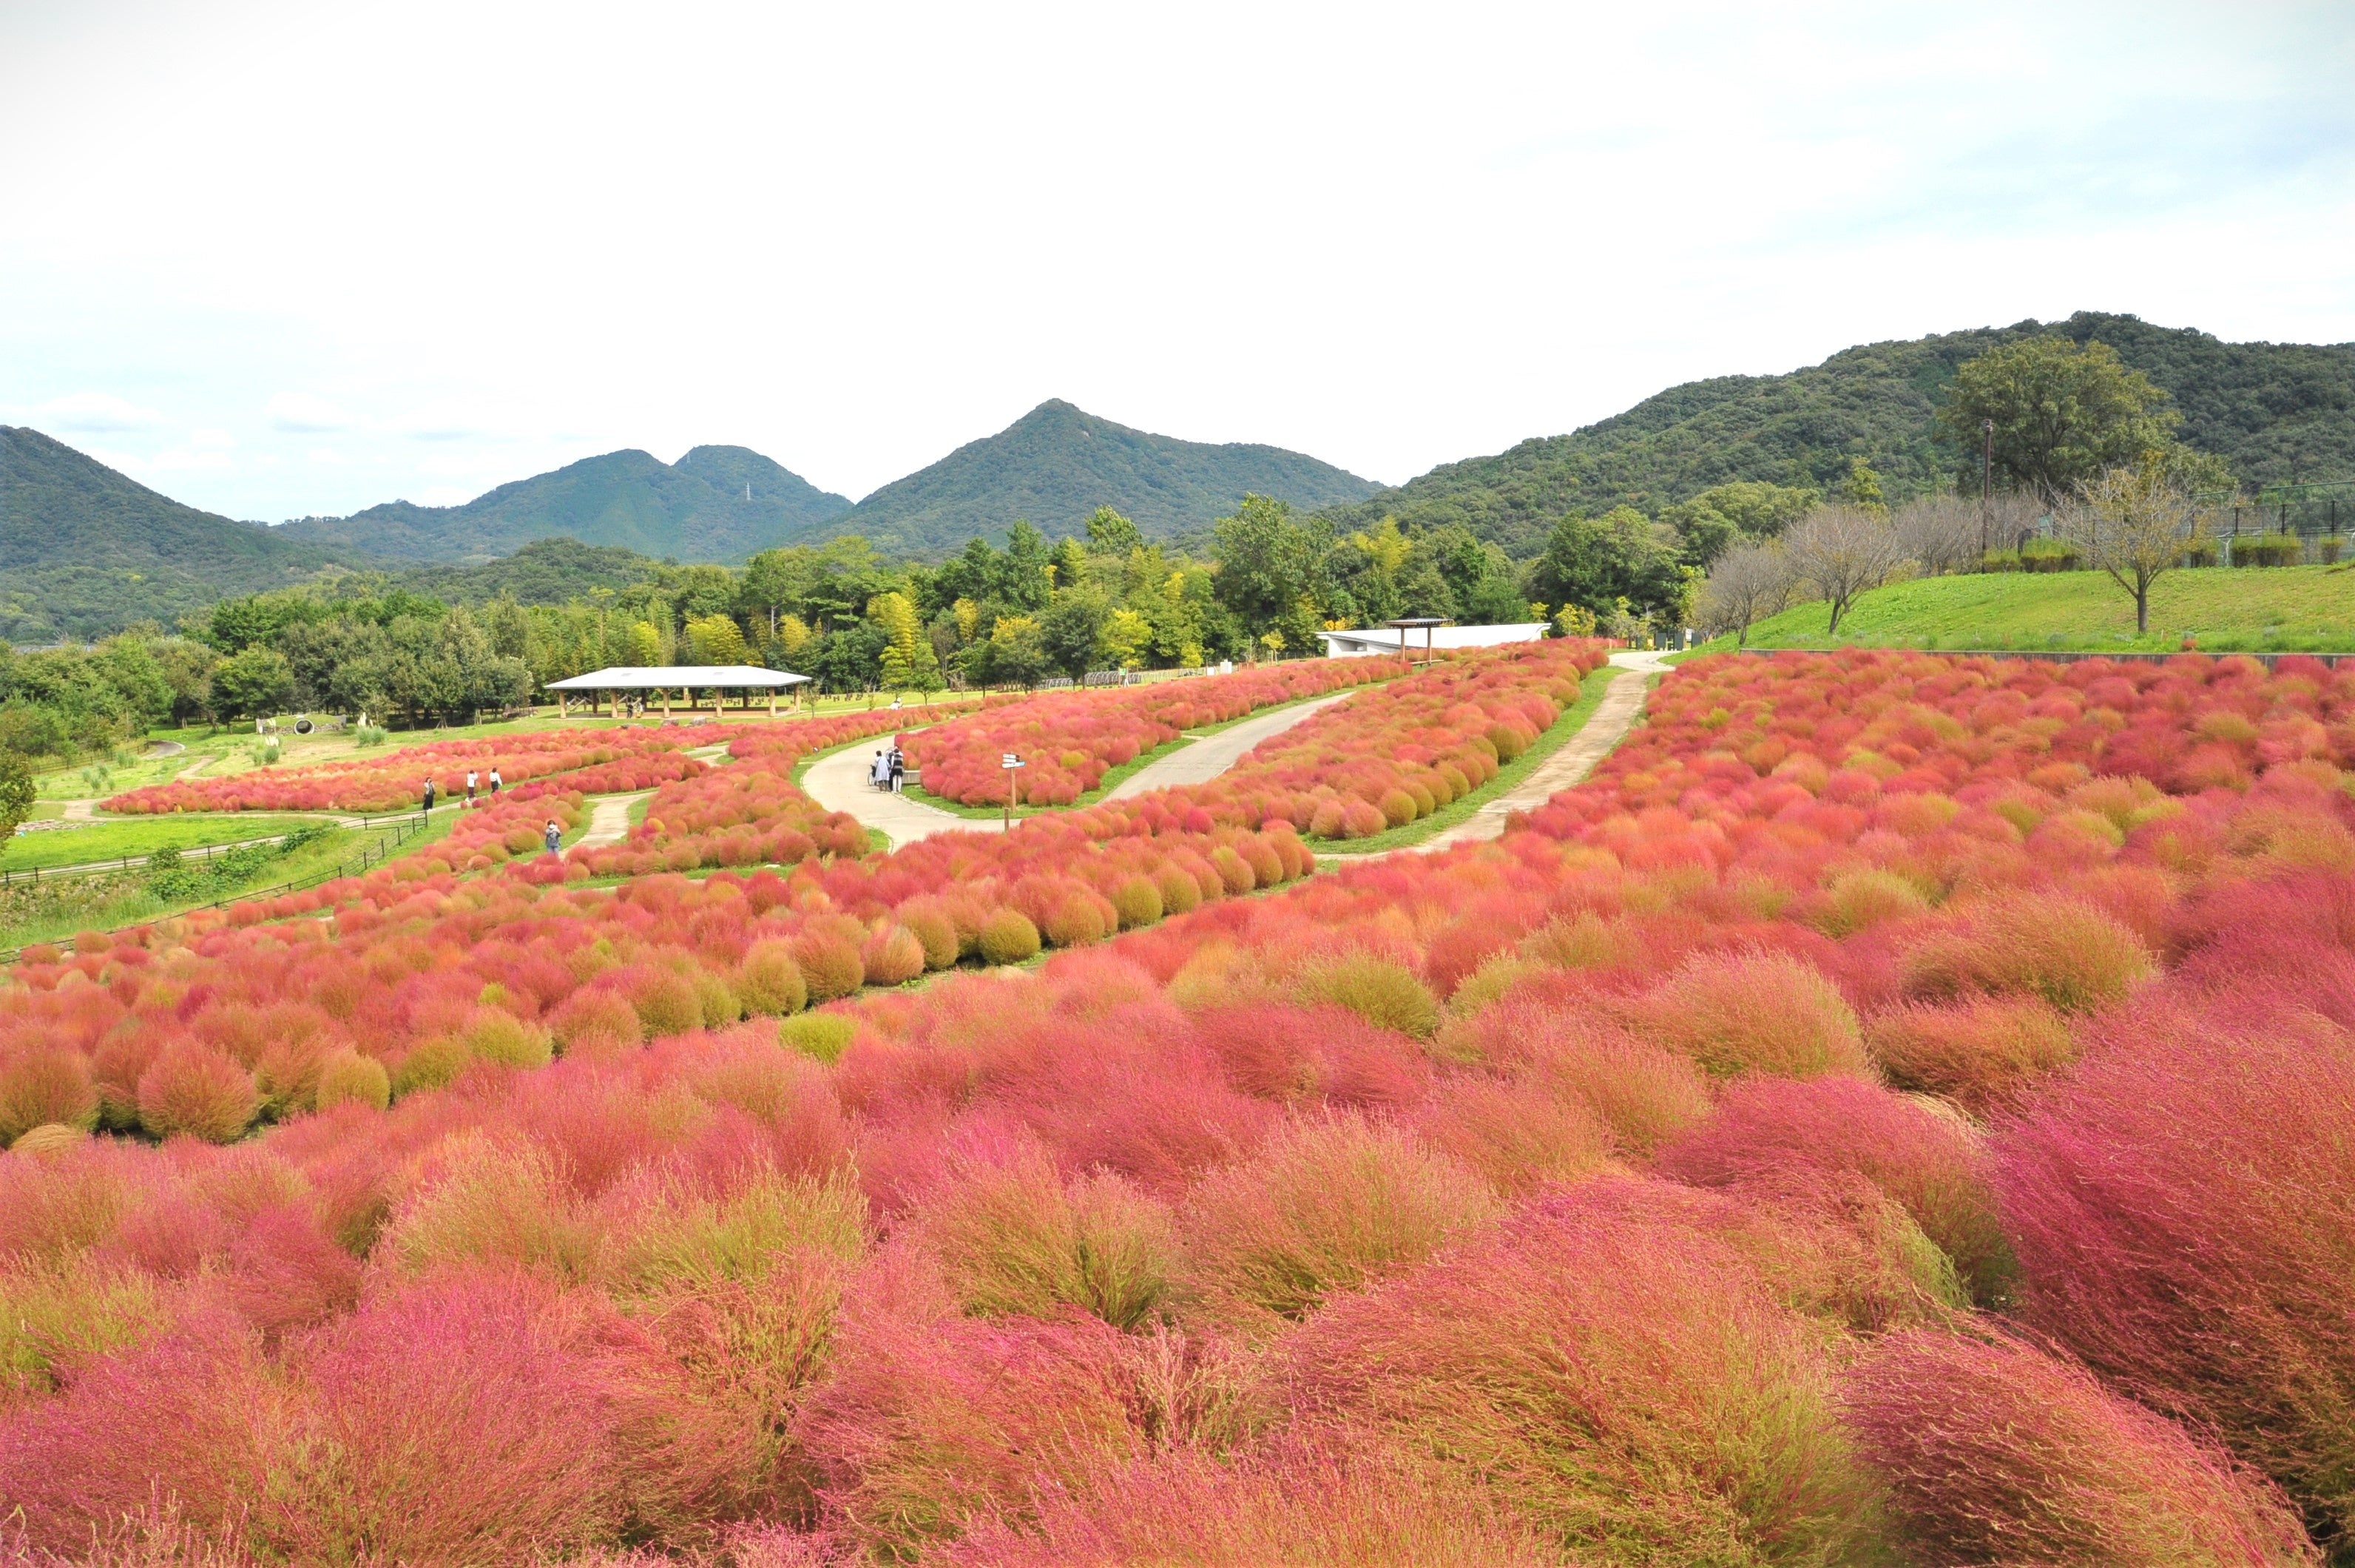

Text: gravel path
xmin=577 ymin=791 xmax=655 ymax=848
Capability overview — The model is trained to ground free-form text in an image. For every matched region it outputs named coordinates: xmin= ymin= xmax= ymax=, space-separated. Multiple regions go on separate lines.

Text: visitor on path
xmin=422 ymin=777 xmax=436 ymax=814
xmin=490 ymin=767 xmax=502 ymax=794
xmin=869 ymin=750 xmax=890 ymax=791
xmin=465 ymin=769 xmax=479 ymax=803
xmin=544 ymin=819 xmax=563 ymax=855
xmin=889 ymin=746 xmax=905 ymax=792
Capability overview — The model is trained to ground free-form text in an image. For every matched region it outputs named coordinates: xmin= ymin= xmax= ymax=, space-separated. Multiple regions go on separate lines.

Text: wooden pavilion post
xmin=663 ymin=687 xmax=672 ymax=717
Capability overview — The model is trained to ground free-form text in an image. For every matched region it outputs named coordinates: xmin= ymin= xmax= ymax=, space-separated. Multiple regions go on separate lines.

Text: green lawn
xmin=1712 ymin=565 xmax=2355 ymax=655
xmin=1316 ymin=666 xmax=1626 ymax=857
xmin=1 ymin=814 xmax=339 ymax=873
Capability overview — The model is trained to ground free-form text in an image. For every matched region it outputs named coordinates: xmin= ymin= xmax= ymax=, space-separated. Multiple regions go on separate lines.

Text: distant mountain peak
xmin=274 ymin=445 xmax=852 ymax=565
xmin=839 ymin=399 xmax=1378 ymax=556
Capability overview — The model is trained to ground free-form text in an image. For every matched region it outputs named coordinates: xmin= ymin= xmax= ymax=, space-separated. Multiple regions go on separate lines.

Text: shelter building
xmin=1317 ymin=623 xmax=1550 ymax=658
xmin=545 ymin=665 xmax=811 ymax=717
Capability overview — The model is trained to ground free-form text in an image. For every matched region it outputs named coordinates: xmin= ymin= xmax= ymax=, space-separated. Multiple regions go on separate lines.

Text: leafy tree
xmin=1524 ymin=507 xmax=1691 ymax=624
xmin=2058 ymin=455 xmax=2212 ymax=634
xmin=997 ymin=522 xmax=1055 ymax=612
xmin=211 ymin=645 xmax=297 ymax=719
xmin=686 ymin=614 xmax=750 ymax=666
xmin=1658 ymin=481 xmax=1820 ymax=567
xmin=1937 ymin=337 xmax=2184 ymax=499
xmin=982 ymin=615 xmax=1050 ymax=689
xmin=1100 ymin=608 xmax=1155 ymax=670
xmin=868 ymin=592 xmax=941 ymax=694
xmin=624 ymin=621 xmax=663 ymax=666
xmin=1042 ymin=591 xmax=1112 ymax=679
xmin=1212 ymin=495 xmax=1326 ymax=638
xmin=0 ymin=751 xmax=33 ymax=851
xmin=1841 ymin=459 xmax=1887 ymax=516
xmin=1085 ymin=506 xmax=1146 ymax=557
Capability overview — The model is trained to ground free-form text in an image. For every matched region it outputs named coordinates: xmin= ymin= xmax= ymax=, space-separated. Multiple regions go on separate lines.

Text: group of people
xmin=419 ymin=766 xmax=504 ymax=814
xmin=868 ymin=746 xmax=907 ymax=792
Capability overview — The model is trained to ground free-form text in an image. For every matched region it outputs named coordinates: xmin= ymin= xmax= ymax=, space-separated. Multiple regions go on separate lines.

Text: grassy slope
xmin=1712 ymin=565 xmax=2355 ymax=655
xmin=1 ymin=814 xmax=337 ymax=873
xmin=1317 ymin=666 xmax=1624 ymax=856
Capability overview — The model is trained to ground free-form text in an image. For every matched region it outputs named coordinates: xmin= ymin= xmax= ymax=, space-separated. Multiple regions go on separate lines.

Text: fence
xmin=2197 ymin=481 xmax=2355 ymax=565
xmin=0 ymin=811 xmax=434 ymax=966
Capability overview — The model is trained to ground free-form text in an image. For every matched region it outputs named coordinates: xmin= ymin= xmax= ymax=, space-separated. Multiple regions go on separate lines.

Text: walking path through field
xmin=1106 ymin=691 xmax=1359 ymax=799
xmin=802 ymin=689 xmax=1364 ymax=848
xmin=577 ymin=791 xmax=654 ymax=848
xmin=1340 ymin=649 xmax=1673 ymax=859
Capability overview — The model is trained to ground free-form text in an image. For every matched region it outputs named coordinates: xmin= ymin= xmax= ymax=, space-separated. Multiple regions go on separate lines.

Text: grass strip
xmin=1313 ymin=666 xmax=1626 ymax=857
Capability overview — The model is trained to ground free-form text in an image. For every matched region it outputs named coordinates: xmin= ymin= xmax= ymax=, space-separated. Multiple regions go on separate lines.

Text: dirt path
xmin=577 ymin=791 xmax=654 ymax=848
xmin=802 ymin=745 xmax=993 ymax=847
xmin=1105 ymin=690 xmax=1359 ymax=798
xmin=1337 ymin=650 xmax=1672 ymax=859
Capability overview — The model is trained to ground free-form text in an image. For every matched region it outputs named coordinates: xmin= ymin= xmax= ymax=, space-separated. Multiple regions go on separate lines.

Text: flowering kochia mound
xmin=1279 ymin=1179 xmax=1885 ymax=1564
xmin=1842 ymin=1331 xmax=2317 ymax=1567
xmin=8 ymin=648 xmax=2355 ymax=1563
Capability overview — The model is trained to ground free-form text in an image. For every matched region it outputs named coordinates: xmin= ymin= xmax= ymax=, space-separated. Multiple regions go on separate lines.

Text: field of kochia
xmin=1 ymin=640 xmax=2351 ymax=1567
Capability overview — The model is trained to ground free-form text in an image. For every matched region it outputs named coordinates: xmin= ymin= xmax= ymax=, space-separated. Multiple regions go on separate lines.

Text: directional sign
xmin=1001 ymin=754 xmax=1026 ymax=768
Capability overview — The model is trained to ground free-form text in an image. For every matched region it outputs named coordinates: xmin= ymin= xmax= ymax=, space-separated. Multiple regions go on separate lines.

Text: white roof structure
xmin=1317 ymin=624 xmax=1549 ymax=658
xmin=545 ymin=665 xmax=811 ymax=690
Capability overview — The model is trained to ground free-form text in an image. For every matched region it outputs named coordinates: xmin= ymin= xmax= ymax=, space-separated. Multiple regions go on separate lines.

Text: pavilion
xmin=545 ymin=665 xmax=813 ymax=718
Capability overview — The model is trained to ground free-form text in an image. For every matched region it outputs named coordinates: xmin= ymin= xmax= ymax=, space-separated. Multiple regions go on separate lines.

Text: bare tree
xmin=1698 ymin=541 xmax=1798 ymax=646
xmin=1783 ymin=504 xmax=1910 ymax=635
xmin=2056 ymin=459 xmax=2210 ymax=634
xmin=1892 ymin=494 xmax=1981 ymax=577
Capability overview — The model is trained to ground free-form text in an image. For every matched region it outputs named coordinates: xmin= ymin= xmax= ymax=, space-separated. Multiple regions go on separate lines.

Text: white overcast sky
xmin=3 ymin=1 xmax=2351 ymax=523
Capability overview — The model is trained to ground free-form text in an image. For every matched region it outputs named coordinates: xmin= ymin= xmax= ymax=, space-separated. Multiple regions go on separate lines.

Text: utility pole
xmin=1980 ymin=417 xmax=1994 ymax=563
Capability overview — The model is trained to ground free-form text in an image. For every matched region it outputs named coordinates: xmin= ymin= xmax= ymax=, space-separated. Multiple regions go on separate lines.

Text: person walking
xmin=422 ymin=777 xmax=436 ymax=814
xmin=544 ymin=818 xmax=563 ymax=855
xmin=889 ymin=746 xmax=905 ymax=793
xmin=490 ymin=767 xmax=503 ymax=795
xmin=465 ymin=769 xmax=479 ymax=804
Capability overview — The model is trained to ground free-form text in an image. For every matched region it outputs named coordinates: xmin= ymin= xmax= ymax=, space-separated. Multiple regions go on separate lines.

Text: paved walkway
xmin=577 ymin=791 xmax=654 ymax=848
xmin=802 ymin=689 xmax=1368 ymax=847
xmin=1341 ymin=649 xmax=1673 ymax=858
xmin=1106 ymin=691 xmax=1359 ymax=798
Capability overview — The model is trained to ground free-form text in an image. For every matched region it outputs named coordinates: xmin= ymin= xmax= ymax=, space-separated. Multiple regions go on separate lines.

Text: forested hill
xmin=838 ymin=399 xmax=1381 ymax=557
xmin=1325 ymin=313 xmax=2355 ymax=558
xmin=0 ymin=426 xmax=360 ymax=645
xmin=277 ymin=445 xmax=853 ymax=565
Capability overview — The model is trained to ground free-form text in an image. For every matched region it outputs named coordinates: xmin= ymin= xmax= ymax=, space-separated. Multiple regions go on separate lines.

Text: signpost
xmin=1001 ymin=753 xmax=1025 ymax=828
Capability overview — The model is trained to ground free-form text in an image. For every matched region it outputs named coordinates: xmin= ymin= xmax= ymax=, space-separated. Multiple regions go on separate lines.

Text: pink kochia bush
xmin=4 ymin=649 xmax=2355 ymax=1563
xmin=905 ymin=657 xmax=1391 ymax=807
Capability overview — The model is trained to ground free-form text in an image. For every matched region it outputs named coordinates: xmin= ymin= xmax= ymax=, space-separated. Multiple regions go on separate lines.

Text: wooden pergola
xmin=545 ymin=665 xmax=812 ymax=718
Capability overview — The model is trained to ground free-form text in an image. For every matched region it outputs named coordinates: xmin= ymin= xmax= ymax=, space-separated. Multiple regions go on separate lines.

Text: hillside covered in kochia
xmin=1325 ymin=312 xmax=2355 ymax=558
xmin=0 ymin=426 xmax=361 ymax=646
xmin=277 ymin=444 xmax=854 ymax=565
xmin=837 ymin=399 xmax=1381 ymax=557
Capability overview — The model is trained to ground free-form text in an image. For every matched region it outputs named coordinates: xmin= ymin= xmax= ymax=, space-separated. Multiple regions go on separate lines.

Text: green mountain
xmin=277 ymin=445 xmax=852 ymax=564
xmin=0 ymin=426 xmax=361 ymax=644
xmin=383 ymin=537 xmax=667 ymax=606
xmin=839 ymin=399 xmax=1382 ymax=557
xmin=1328 ymin=313 xmax=2355 ymax=558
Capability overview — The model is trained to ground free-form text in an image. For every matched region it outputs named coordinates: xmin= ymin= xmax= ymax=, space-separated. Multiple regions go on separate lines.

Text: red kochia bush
xmin=1279 ymin=1177 xmax=1882 ymax=1563
xmin=1630 ymin=950 xmax=1870 ymax=1079
xmin=136 ymin=1042 xmax=260 ymax=1143
xmin=1993 ymin=996 xmax=2355 ymax=1549
xmin=1655 ymin=1074 xmax=2014 ymax=1306
xmin=1842 ymin=1331 xmax=2318 ymax=1567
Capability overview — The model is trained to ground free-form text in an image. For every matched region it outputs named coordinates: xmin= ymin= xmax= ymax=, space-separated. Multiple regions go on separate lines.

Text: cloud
xmin=33 ymin=391 xmax=166 ymax=432
xmin=266 ymin=391 xmax=350 ymax=433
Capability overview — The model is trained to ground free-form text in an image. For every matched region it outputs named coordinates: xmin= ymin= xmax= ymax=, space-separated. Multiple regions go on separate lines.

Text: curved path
xmin=1106 ymin=691 xmax=1359 ymax=799
xmin=802 ymin=689 xmax=1364 ymax=848
xmin=1345 ymin=649 xmax=1673 ymax=858
xmin=577 ymin=791 xmax=654 ymax=848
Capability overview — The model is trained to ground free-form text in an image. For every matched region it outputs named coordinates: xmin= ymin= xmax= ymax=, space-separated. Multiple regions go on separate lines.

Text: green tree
xmin=1938 ymin=337 xmax=2184 ymax=499
xmin=983 ymin=615 xmax=1050 ymax=689
xmin=1212 ymin=495 xmax=1325 ymax=638
xmin=1099 ymin=608 xmax=1155 ymax=670
xmin=1085 ymin=506 xmax=1146 ymax=557
xmin=1524 ymin=507 xmax=1691 ymax=624
xmin=210 ymin=645 xmax=297 ymax=720
xmin=868 ymin=592 xmax=941 ymax=694
xmin=0 ymin=751 xmax=33 ymax=858
xmin=1042 ymin=591 xmax=1112 ymax=679
xmin=685 ymin=614 xmax=750 ymax=666
xmin=624 ymin=621 xmax=663 ymax=666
